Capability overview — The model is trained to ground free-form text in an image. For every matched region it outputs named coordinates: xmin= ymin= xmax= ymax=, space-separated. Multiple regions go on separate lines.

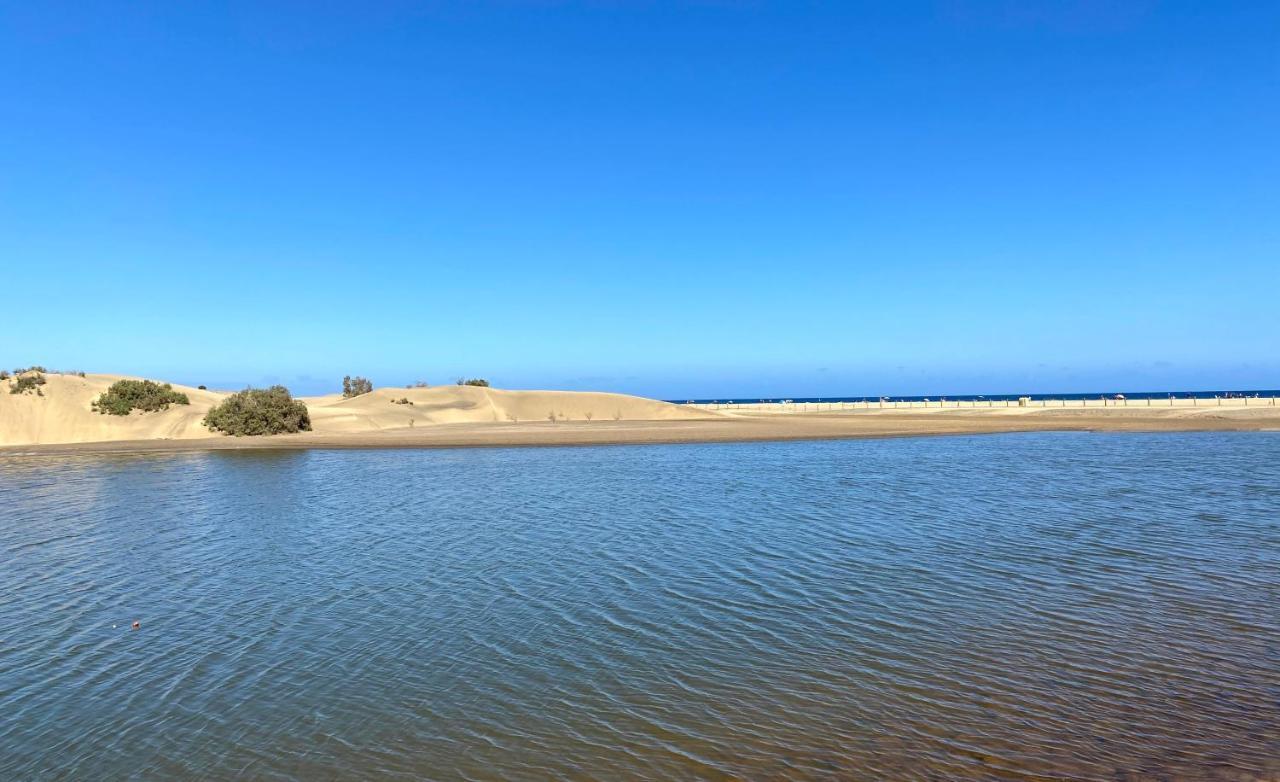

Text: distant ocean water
xmin=2 ymin=434 xmax=1278 ymax=780
xmin=670 ymin=388 xmax=1280 ymax=404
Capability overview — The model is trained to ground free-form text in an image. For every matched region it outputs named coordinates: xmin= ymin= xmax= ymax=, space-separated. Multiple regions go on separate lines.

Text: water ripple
xmin=1 ymin=433 xmax=1278 ymax=780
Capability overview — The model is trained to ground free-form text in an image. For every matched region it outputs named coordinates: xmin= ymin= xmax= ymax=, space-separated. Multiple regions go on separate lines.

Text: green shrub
xmin=457 ymin=377 xmax=490 ymax=387
xmin=391 ymin=397 xmax=413 ymax=405
xmin=204 ymin=386 xmax=312 ymax=436
xmin=342 ymin=375 xmax=373 ymax=397
xmin=9 ymin=372 xmax=46 ymax=395
xmin=0 ymin=370 xmax=8 ymax=380
xmin=92 ymin=380 xmax=189 ymax=415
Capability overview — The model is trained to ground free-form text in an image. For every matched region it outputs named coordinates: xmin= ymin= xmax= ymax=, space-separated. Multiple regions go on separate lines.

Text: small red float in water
xmin=131 ymin=620 xmax=140 ymax=630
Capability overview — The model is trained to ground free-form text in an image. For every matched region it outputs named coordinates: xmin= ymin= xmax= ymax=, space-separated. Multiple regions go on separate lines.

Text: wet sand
xmin=5 ymin=409 xmax=1276 ymax=455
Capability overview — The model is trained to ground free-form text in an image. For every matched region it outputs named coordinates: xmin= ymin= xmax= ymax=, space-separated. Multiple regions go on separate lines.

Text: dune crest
xmin=0 ymin=374 xmax=713 ymax=447
xmin=306 ymin=385 xmax=710 ymax=433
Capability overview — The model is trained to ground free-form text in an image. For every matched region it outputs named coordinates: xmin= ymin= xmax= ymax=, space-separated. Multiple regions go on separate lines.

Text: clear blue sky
xmin=2 ymin=2 xmax=1276 ymax=398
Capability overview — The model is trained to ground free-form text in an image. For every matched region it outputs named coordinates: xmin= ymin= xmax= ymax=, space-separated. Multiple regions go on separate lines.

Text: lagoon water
xmin=2 ymin=433 xmax=1278 ymax=780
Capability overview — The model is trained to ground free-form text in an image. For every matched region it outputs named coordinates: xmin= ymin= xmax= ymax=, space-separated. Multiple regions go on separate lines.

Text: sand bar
xmin=2 ymin=373 xmax=1276 ymax=455
xmin=4 ymin=409 xmax=1277 ymax=456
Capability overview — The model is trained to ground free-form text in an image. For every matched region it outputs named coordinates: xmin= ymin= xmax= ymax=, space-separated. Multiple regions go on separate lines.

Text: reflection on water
xmin=2 ymin=434 xmax=1278 ymax=780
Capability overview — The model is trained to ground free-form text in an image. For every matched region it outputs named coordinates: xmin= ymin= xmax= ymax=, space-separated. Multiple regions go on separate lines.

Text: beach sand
xmin=1 ymin=373 xmax=1276 ymax=454
xmin=0 ymin=373 xmax=710 ymax=448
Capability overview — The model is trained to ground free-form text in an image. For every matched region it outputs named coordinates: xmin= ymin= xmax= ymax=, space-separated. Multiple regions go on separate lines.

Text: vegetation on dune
xmin=457 ymin=378 xmax=490 ymax=387
xmin=4 ymin=365 xmax=87 ymax=396
xmin=342 ymin=375 xmax=373 ymax=398
xmin=7 ymin=365 xmax=83 ymax=380
xmin=391 ymin=397 xmax=413 ymax=405
xmin=203 ymin=386 xmax=312 ymax=436
xmin=11 ymin=366 xmax=83 ymax=377
xmin=9 ymin=372 xmax=47 ymax=395
xmin=406 ymin=380 xmax=429 ymax=388
xmin=92 ymin=379 xmax=190 ymax=416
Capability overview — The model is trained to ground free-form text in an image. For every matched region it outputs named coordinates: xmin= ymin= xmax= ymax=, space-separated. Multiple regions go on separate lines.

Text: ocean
xmin=671 ymin=388 xmax=1280 ymax=404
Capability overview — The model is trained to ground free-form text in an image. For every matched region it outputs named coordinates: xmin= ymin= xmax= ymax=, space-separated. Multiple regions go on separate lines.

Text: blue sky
xmin=2 ymin=1 xmax=1276 ymax=398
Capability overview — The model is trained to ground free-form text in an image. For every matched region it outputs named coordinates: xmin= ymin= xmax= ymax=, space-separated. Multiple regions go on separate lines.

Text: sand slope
xmin=0 ymin=374 xmax=223 ymax=445
xmin=306 ymin=385 xmax=709 ymax=434
xmin=0 ymin=374 xmax=715 ymax=447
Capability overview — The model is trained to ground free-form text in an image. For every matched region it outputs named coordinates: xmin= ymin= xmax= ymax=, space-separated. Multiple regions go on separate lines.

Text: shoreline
xmin=4 ymin=411 xmax=1276 ymax=456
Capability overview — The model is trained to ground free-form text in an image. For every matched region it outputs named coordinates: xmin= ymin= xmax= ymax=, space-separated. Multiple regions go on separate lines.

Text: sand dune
xmin=0 ymin=374 xmax=223 ymax=445
xmin=0 ymin=374 xmax=715 ymax=447
xmin=3 ymin=373 xmax=1277 ymax=452
xmin=308 ymin=385 xmax=709 ymax=434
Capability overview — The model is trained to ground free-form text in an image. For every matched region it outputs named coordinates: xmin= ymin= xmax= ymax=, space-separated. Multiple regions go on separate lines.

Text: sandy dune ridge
xmin=0 ymin=373 xmax=714 ymax=447
xmin=2 ymin=373 xmax=1277 ymax=453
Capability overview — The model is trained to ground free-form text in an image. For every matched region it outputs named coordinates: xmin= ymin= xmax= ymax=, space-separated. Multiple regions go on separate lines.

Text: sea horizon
xmin=672 ymin=388 xmax=1280 ymax=404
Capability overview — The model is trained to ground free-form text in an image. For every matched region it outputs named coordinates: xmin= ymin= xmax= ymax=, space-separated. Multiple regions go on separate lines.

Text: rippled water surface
xmin=2 ymin=434 xmax=1278 ymax=780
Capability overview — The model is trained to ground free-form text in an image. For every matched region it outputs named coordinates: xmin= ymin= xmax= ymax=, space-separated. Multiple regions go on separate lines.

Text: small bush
xmin=92 ymin=380 xmax=190 ymax=416
xmin=197 ymin=385 xmax=207 ymax=390
xmin=13 ymin=365 xmax=47 ymax=375
xmin=457 ymin=377 xmax=490 ymax=387
xmin=0 ymin=370 xmax=8 ymax=380
xmin=342 ymin=375 xmax=373 ymax=398
xmin=391 ymin=397 xmax=413 ymax=405
xmin=407 ymin=380 xmax=429 ymax=388
xmin=9 ymin=372 xmax=46 ymax=395
xmin=204 ymin=386 xmax=311 ymax=436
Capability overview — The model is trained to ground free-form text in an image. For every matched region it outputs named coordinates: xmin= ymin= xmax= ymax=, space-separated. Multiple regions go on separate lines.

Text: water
xmin=2 ymin=434 xmax=1277 ymax=781
xmin=674 ymin=389 xmax=1280 ymax=403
